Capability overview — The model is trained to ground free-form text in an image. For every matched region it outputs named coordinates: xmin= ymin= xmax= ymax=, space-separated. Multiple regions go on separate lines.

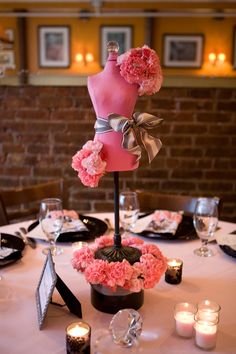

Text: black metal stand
xmin=95 ymin=172 xmax=141 ymax=264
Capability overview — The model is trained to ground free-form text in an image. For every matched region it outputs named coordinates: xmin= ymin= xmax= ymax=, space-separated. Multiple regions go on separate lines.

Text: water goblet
xmin=39 ymin=198 xmax=64 ymax=256
xmin=119 ymin=191 xmax=140 ymax=237
xmin=193 ymin=197 xmax=218 ymax=257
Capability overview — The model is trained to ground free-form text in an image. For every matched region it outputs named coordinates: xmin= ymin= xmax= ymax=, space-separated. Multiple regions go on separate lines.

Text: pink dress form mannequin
xmin=87 ymin=47 xmax=139 ymax=172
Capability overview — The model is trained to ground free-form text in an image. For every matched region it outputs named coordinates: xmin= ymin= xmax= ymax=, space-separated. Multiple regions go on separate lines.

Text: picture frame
xmin=36 ymin=250 xmax=57 ymax=329
xmin=0 ymin=50 xmax=15 ymax=69
xmin=100 ymin=25 xmax=132 ymax=66
xmin=163 ymin=34 xmax=204 ymax=68
xmin=233 ymin=27 xmax=236 ymax=69
xmin=38 ymin=26 xmax=70 ymax=68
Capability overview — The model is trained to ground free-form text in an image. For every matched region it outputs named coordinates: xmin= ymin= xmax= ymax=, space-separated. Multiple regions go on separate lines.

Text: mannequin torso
xmin=87 ymin=51 xmax=139 ymax=172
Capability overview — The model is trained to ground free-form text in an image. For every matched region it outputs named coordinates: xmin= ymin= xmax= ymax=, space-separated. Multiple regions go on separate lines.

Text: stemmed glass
xmin=119 ymin=191 xmax=140 ymax=237
xmin=39 ymin=198 xmax=64 ymax=256
xmin=193 ymin=197 xmax=218 ymax=257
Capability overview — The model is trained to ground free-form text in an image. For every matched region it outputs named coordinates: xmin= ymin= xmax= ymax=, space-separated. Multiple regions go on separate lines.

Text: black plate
xmin=28 ymin=214 xmax=108 ymax=243
xmin=0 ymin=234 xmax=25 ymax=267
xmin=219 ymin=245 xmax=236 ymax=258
xmin=135 ymin=214 xmax=197 ymax=241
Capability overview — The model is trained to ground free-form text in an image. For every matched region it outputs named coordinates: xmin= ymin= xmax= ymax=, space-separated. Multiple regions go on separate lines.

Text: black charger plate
xmin=135 ymin=214 xmax=197 ymax=241
xmin=0 ymin=233 xmax=25 ymax=267
xmin=28 ymin=214 xmax=108 ymax=243
xmin=219 ymin=245 xmax=236 ymax=258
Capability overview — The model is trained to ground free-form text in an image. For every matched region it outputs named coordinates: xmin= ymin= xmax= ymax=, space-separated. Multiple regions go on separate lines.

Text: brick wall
xmin=0 ymin=86 xmax=235 ymax=222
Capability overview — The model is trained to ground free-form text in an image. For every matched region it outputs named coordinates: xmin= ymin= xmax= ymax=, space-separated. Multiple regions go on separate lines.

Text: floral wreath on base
xmin=71 ymin=45 xmax=163 ymax=187
xmin=71 ymin=235 xmax=167 ymax=293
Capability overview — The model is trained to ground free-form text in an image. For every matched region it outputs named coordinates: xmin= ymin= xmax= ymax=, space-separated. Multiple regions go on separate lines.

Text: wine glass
xmin=39 ymin=198 xmax=64 ymax=256
xmin=119 ymin=191 xmax=140 ymax=237
xmin=193 ymin=197 xmax=218 ymax=257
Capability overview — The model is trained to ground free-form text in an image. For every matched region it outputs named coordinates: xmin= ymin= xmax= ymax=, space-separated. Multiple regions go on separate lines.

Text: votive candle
xmin=165 ymin=258 xmax=183 ymax=284
xmin=195 ymin=320 xmax=218 ymax=350
xmin=72 ymin=241 xmax=88 ymax=251
xmin=174 ymin=302 xmax=197 ymax=338
xmin=66 ymin=321 xmax=91 ymax=354
xmin=197 ymin=299 xmax=221 ymax=320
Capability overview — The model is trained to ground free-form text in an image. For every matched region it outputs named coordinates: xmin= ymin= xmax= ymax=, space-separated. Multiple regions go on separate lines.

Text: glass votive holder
xmin=194 ymin=312 xmax=219 ymax=350
xmin=72 ymin=241 xmax=88 ymax=252
xmin=197 ymin=300 xmax=221 ymax=320
xmin=66 ymin=321 xmax=91 ymax=354
xmin=165 ymin=258 xmax=183 ymax=284
xmin=174 ymin=302 xmax=197 ymax=338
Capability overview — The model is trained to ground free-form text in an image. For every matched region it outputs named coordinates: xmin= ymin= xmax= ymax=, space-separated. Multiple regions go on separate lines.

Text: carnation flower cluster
xmin=71 ymin=235 xmax=167 ymax=293
xmin=117 ymin=45 xmax=163 ymax=96
xmin=71 ymin=140 xmax=106 ymax=188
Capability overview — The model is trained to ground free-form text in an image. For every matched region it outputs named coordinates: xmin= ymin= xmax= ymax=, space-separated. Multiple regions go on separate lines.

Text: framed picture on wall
xmin=233 ymin=27 xmax=236 ymax=69
xmin=163 ymin=34 xmax=204 ymax=68
xmin=38 ymin=26 xmax=70 ymax=68
xmin=0 ymin=50 xmax=15 ymax=69
xmin=100 ymin=25 xmax=132 ymax=66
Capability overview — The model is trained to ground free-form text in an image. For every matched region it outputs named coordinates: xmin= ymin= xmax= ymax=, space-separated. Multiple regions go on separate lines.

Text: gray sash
xmin=94 ymin=112 xmax=163 ymax=163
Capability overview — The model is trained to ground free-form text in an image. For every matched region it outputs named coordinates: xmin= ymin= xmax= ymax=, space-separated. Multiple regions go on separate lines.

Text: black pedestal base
xmin=91 ymin=285 xmax=144 ymax=314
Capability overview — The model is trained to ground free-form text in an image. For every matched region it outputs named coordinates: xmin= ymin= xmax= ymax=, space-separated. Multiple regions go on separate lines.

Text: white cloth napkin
xmin=27 ymin=213 xmax=88 ymax=240
xmin=216 ymin=232 xmax=236 ymax=250
xmin=131 ymin=210 xmax=183 ymax=235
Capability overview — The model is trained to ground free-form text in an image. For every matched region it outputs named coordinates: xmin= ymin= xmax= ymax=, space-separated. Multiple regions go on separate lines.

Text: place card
xmin=36 ymin=250 xmax=82 ymax=329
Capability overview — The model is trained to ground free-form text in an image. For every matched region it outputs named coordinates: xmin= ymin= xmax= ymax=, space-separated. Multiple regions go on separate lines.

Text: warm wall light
xmin=75 ymin=51 xmax=94 ymax=65
xmin=208 ymin=51 xmax=226 ymax=65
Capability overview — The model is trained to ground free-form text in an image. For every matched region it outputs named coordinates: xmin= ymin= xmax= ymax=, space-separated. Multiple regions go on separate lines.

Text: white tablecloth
xmin=1 ymin=214 xmax=236 ymax=354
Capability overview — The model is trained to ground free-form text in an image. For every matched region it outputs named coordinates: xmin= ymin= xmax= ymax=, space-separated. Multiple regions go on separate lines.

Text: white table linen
xmin=0 ymin=214 xmax=236 ymax=354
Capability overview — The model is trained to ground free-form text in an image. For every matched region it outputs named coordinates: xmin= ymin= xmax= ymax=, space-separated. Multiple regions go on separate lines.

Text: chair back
xmin=0 ymin=195 xmax=8 ymax=226
xmin=0 ymin=179 xmax=68 ymax=224
xmin=135 ymin=190 xmax=221 ymax=216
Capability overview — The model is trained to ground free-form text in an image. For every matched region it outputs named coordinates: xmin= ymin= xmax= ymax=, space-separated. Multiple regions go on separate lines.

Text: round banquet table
xmin=0 ymin=213 xmax=236 ymax=354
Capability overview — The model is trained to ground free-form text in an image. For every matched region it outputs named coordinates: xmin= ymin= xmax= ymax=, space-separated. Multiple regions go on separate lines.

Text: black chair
xmin=135 ymin=190 xmax=221 ymax=216
xmin=0 ymin=179 xmax=68 ymax=224
xmin=0 ymin=195 xmax=8 ymax=226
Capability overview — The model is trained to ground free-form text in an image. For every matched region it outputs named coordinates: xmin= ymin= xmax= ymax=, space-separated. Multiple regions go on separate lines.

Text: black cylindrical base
xmin=91 ymin=285 xmax=144 ymax=314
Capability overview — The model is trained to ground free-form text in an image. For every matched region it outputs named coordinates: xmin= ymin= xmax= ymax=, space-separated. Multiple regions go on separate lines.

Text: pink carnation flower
xmin=85 ymin=259 xmax=108 ymax=284
xmin=122 ymin=237 xmax=144 ymax=247
xmin=72 ymin=140 xmax=106 ymax=188
xmin=71 ymin=247 xmax=94 ymax=272
xmin=71 ymin=235 xmax=167 ymax=292
xmin=117 ymin=45 xmax=163 ymax=96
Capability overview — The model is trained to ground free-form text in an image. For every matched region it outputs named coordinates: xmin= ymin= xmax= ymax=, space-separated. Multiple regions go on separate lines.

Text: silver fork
xmin=14 ymin=230 xmax=36 ymax=249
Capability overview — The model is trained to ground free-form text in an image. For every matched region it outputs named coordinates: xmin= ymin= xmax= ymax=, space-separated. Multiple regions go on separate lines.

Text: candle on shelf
xmin=165 ymin=258 xmax=183 ymax=284
xmin=66 ymin=321 xmax=91 ymax=354
xmin=72 ymin=241 xmax=88 ymax=251
xmin=174 ymin=302 xmax=197 ymax=338
xmin=194 ymin=312 xmax=219 ymax=350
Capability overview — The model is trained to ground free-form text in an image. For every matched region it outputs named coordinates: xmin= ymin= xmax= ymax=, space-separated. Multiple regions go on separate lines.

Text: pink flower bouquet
xmin=72 ymin=140 xmax=106 ymax=188
xmin=72 ymin=235 xmax=167 ymax=293
xmin=117 ymin=45 xmax=163 ymax=96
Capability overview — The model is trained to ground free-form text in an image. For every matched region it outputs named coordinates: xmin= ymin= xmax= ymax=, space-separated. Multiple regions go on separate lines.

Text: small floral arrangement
xmin=117 ymin=45 xmax=163 ymax=96
xmin=72 ymin=140 xmax=106 ymax=188
xmin=71 ymin=235 xmax=167 ymax=293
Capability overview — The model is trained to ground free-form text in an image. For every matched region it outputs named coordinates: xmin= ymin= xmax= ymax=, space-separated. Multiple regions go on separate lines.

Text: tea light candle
xmin=72 ymin=242 xmax=88 ymax=251
xmin=197 ymin=299 xmax=221 ymax=320
xmin=174 ymin=302 xmax=197 ymax=338
xmin=66 ymin=321 xmax=91 ymax=354
xmin=165 ymin=258 xmax=183 ymax=284
xmin=195 ymin=321 xmax=218 ymax=350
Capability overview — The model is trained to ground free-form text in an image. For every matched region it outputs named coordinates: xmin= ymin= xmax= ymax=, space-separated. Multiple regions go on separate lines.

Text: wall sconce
xmin=208 ymin=51 xmax=226 ymax=65
xmin=75 ymin=51 xmax=94 ymax=65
